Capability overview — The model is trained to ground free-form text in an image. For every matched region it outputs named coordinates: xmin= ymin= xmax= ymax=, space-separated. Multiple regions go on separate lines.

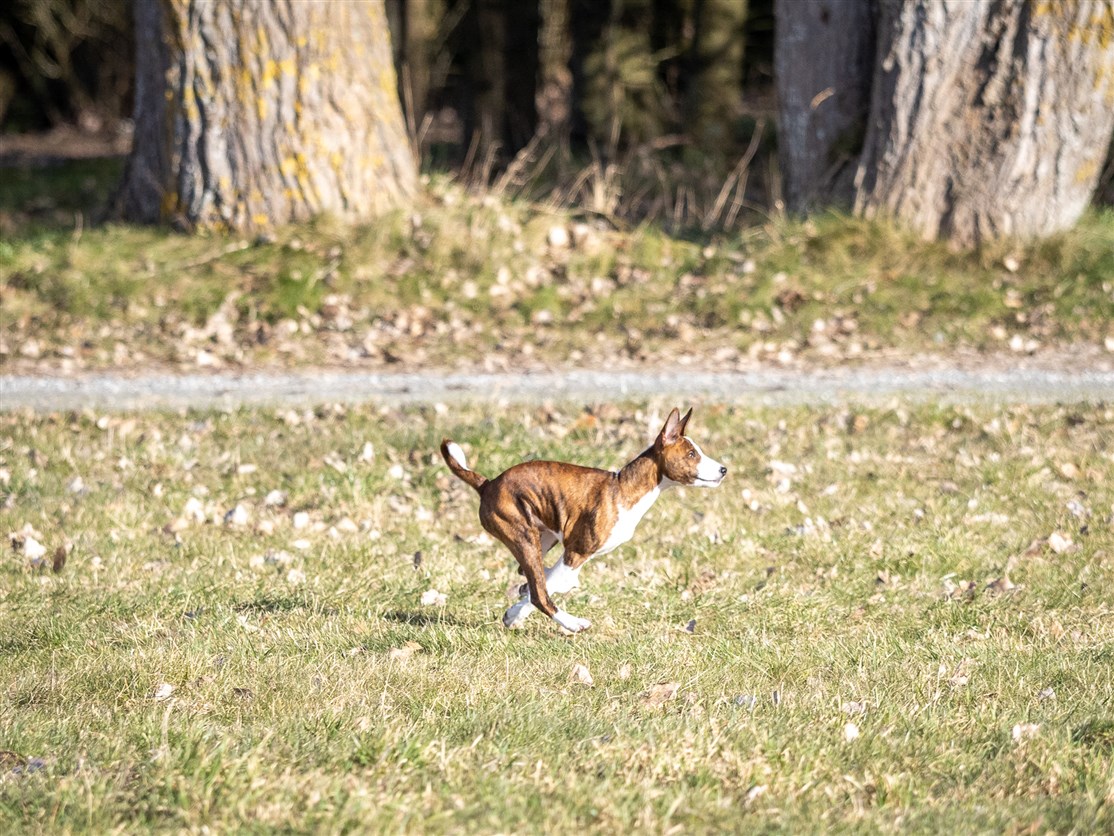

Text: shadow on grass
xmin=234 ymin=593 xmax=323 ymax=615
xmin=381 ymin=609 xmax=466 ymax=628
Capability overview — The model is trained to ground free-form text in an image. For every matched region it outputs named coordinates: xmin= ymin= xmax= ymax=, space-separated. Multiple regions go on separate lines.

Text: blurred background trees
xmin=2 ymin=0 xmax=1112 ymax=242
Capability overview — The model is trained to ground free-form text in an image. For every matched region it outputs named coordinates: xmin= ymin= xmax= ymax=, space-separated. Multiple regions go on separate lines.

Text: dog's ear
xmin=658 ymin=408 xmax=683 ymax=447
xmin=678 ymin=407 xmax=693 ymax=436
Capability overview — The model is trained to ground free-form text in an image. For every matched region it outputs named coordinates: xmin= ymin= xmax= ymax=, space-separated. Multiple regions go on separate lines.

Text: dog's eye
xmin=687 ymin=450 xmax=696 ymax=459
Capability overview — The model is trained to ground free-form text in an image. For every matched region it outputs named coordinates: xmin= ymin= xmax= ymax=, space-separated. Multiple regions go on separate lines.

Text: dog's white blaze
xmin=687 ymin=438 xmax=725 ymax=486
xmin=446 ymin=442 xmax=469 ymax=470
xmin=598 ymin=485 xmax=661 ymax=554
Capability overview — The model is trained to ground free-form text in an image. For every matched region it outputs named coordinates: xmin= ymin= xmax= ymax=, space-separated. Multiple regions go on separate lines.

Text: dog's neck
xmin=616 ymin=447 xmax=668 ymax=504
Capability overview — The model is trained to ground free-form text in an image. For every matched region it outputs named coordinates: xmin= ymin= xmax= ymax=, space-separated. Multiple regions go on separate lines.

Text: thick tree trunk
xmin=118 ymin=0 xmax=416 ymax=232
xmin=854 ymin=0 xmax=1114 ymax=246
xmin=775 ymin=0 xmax=876 ymax=212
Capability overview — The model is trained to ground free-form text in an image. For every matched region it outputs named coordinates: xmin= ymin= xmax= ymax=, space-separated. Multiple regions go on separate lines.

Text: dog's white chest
xmin=597 ymin=486 xmax=660 ymax=555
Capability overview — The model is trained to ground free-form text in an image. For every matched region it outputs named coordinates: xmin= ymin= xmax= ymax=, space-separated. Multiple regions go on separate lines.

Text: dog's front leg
xmin=504 ymin=547 xmax=589 ymax=633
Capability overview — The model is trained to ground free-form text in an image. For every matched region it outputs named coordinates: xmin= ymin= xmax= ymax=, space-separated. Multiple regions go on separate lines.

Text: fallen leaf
xmin=52 ymin=544 xmax=69 ymax=573
xmin=1012 ymin=723 xmax=1040 ymax=742
xmin=570 ymin=664 xmax=594 ymax=687
xmin=986 ymin=575 xmax=1016 ymax=593
xmin=1048 ymin=531 xmax=1074 ymax=554
xmin=389 ymin=641 xmax=423 ymax=662
xmin=643 ymin=682 xmax=680 ymax=707
xmin=843 ymin=721 xmax=861 ymax=742
xmin=224 ymin=504 xmax=250 ymax=526
xmin=21 ymin=536 xmax=47 ymax=561
xmin=617 ymin=663 xmax=632 ymax=680
xmin=154 ymin=683 xmax=174 ymax=701
xmin=264 ymin=490 xmax=287 ymax=507
xmin=420 ymin=589 xmax=446 ymax=607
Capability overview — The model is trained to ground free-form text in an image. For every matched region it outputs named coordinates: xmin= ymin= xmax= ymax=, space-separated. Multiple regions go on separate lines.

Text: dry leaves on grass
xmin=389 ymin=641 xmax=423 ymax=663
xmin=570 ymin=664 xmax=594 ymax=687
xmin=642 ymin=682 xmax=680 ymax=707
xmin=420 ymin=589 xmax=447 ymax=607
xmin=153 ymin=683 xmax=174 ymax=701
xmin=1012 ymin=723 xmax=1040 ymax=743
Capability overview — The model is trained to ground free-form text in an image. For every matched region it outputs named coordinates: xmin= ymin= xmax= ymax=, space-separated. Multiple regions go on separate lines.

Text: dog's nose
xmin=719 ymin=465 xmax=728 ymax=476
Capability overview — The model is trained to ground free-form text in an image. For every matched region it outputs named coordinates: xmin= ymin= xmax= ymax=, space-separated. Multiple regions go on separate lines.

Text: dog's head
xmin=654 ymin=407 xmax=727 ymax=488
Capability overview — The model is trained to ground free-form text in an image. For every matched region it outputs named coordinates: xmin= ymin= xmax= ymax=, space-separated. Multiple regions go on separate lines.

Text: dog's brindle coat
xmin=441 ymin=408 xmax=727 ymax=632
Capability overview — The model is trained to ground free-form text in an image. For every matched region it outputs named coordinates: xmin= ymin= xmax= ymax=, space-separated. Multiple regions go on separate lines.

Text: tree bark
xmin=775 ymin=0 xmax=876 ymax=212
xmin=118 ymin=0 xmax=416 ymax=232
xmin=854 ymin=0 xmax=1114 ymax=246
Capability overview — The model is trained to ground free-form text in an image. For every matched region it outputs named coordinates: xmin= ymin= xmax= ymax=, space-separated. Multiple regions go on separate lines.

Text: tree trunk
xmin=775 ymin=0 xmax=876 ymax=212
xmin=854 ymin=0 xmax=1114 ymax=246
xmin=118 ymin=0 xmax=416 ymax=232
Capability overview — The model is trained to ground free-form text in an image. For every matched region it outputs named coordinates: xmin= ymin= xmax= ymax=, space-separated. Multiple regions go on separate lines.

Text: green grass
xmin=2 ymin=161 xmax=1112 ymax=370
xmin=2 ymin=400 xmax=1112 ymax=832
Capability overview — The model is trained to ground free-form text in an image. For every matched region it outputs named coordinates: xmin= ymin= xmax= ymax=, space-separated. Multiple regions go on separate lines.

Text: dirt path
xmin=3 ymin=364 xmax=1112 ymax=411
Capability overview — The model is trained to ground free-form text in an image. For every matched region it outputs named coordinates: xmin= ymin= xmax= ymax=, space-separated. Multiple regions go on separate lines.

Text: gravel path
xmin=3 ymin=365 xmax=1113 ymax=411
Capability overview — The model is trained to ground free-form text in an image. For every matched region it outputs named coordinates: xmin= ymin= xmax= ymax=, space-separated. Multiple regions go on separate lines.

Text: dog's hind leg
xmin=502 ymin=533 xmax=550 ymax=628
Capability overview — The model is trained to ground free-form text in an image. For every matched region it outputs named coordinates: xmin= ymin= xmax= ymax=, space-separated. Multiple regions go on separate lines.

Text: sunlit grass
xmin=3 ymin=162 xmax=1112 ymax=370
xmin=2 ymin=400 xmax=1112 ymax=831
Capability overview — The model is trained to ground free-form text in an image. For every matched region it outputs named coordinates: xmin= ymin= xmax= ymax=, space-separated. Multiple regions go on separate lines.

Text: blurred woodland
xmin=2 ymin=0 xmax=1113 ymax=244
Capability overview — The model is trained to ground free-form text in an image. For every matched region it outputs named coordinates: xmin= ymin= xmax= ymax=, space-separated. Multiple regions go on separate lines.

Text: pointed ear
xmin=678 ymin=407 xmax=693 ymax=436
xmin=657 ymin=408 xmax=683 ymax=447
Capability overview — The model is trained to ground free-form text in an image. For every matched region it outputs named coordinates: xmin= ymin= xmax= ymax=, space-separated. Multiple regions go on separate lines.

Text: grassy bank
xmin=2 ymin=160 xmax=1112 ymax=372
xmin=2 ymin=400 xmax=1112 ymax=831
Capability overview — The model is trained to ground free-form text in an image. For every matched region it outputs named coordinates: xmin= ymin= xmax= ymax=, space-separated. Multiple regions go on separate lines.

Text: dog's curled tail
xmin=440 ymin=439 xmax=488 ymax=492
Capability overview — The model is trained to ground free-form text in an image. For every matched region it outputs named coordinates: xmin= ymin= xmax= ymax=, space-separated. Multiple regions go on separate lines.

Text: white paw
xmin=503 ymin=599 xmax=535 ymax=629
xmin=553 ymin=610 xmax=592 ymax=633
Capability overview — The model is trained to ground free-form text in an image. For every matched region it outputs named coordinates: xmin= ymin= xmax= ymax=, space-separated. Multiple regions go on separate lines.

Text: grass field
xmin=2 ymin=399 xmax=1112 ymax=832
xmin=3 ymin=160 xmax=1113 ymax=372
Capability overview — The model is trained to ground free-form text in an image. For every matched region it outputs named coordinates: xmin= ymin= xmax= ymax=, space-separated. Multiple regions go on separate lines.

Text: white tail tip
xmin=446 ymin=442 xmax=469 ymax=470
